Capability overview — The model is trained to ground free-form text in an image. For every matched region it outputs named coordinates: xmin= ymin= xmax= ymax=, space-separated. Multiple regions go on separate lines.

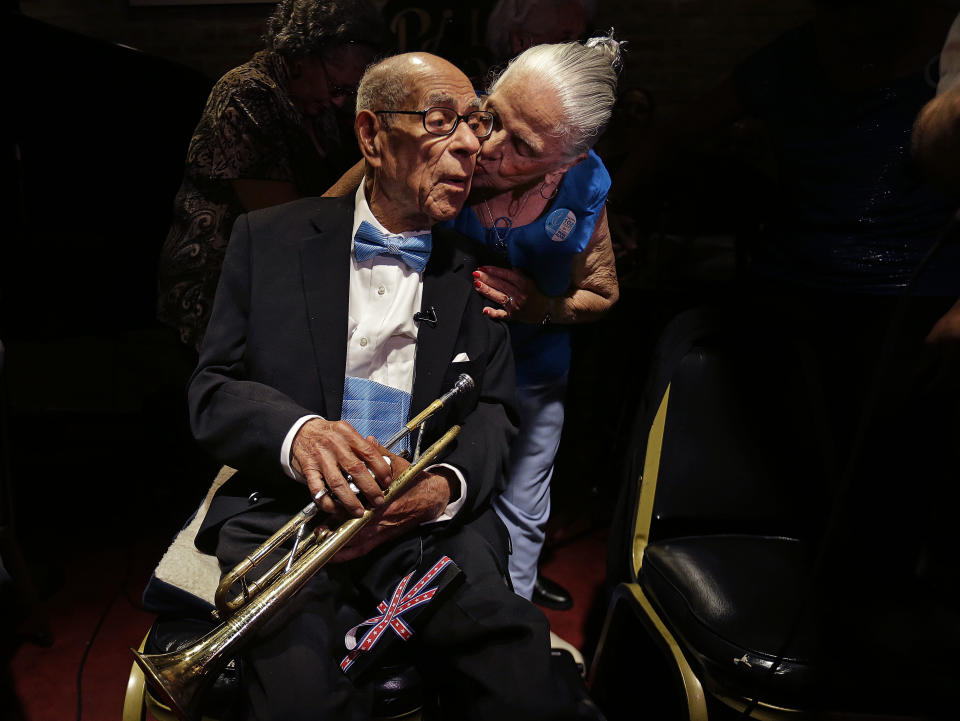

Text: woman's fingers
xmin=473 ymin=267 xmax=529 ymax=312
xmin=482 ymin=306 xmax=509 ymax=319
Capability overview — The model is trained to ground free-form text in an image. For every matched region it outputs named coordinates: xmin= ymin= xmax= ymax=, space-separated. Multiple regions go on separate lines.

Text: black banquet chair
xmin=588 ymin=306 xmax=839 ymax=719
xmin=588 ymin=302 xmax=960 ymax=719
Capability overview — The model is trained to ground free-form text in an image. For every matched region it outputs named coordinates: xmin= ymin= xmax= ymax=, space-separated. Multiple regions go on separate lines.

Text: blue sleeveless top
xmin=444 ymin=150 xmax=611 ymax=385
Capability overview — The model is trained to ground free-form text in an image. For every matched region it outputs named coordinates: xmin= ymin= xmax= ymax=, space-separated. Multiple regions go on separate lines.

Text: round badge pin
xmin=544 ymin=208 xmax=577 ymax=243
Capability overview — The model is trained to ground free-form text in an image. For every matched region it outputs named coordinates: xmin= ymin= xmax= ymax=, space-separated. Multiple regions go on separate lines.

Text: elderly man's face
xmin=375 ymin=59 xmax=483 ymax=226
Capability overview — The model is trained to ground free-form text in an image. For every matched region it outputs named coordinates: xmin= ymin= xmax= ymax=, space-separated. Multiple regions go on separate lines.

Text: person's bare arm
xmin=232 ymin=179 xmax=301 ymax=211
xmin=475 ymin=206 xmax=620 ymax=323
xmin=323 ymin=159 xmax=366 ymax=197
xmin=926 ymin=297 xmax=960 ymax=344
xmin=232 ymin=159 xmax=365 ymax=209
xmin=913 ymin=83 xmax=960 ymax=193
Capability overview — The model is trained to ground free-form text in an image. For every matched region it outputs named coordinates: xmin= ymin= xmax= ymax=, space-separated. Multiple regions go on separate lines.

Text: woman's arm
xmin=323 ymin=159 xmax=365 ymax=197
xmin=232 ymin=158 xmax=364 ymax=210
xmin=476 ymin=206 xmax=620 ymax=323
xmin=544 ymin=205 xmax=620 ymax=323
xmin=232 ymin=179 xmax=300 ymax=210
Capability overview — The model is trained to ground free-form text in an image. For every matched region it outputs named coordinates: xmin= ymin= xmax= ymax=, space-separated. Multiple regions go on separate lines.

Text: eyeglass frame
xmin=374 ymin=107 xmax=496 ymax=139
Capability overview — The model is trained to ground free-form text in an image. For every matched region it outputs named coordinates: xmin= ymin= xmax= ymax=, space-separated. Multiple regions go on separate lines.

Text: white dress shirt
xmin=280 ymin=183 xmax=466 ymax=521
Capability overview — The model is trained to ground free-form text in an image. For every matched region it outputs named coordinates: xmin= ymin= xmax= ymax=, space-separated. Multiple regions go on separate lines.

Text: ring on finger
xmin=506 ymin=295 xmax=514 ymax=308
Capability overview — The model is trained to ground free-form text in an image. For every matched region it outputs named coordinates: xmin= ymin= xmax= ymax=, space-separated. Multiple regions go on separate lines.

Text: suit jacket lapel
xmin=301 ymin=196 xmax=354 ymax=419
xmin=411 ymin=227 xmax=473 ymax=415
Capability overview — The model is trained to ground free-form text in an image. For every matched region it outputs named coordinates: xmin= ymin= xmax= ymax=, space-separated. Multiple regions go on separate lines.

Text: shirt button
xmin=377 ymin=285 xmax=386 ymax=296
xmin=359 ymin=337 xmax=368 ymax=347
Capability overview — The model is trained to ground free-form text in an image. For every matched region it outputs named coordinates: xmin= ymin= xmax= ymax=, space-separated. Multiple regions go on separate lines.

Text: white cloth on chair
xmin=143 ymin=466 xmax=236 ymax=613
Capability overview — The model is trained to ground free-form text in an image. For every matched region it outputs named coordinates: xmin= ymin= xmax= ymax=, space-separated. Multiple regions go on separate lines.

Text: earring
xmin=539 ymin=179 xmax=559 ymax=200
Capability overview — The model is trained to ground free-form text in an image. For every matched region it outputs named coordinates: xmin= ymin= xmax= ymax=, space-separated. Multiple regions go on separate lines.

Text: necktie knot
xmin=354 ymin=220 xmax=432 ymax=272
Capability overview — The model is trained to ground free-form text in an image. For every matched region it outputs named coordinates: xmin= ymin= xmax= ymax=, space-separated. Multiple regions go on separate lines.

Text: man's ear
xmin=355 ymin=109 xmax=383 ymax=169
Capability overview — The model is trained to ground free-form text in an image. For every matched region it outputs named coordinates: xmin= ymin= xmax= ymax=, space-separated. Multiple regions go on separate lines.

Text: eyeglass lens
xmin=424 ymin=108 xmax=494 ymax=138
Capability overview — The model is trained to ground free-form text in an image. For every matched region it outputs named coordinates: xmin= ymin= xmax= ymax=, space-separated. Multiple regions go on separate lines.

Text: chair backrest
xmin=615 ymin=306 xmax=837 ymax=581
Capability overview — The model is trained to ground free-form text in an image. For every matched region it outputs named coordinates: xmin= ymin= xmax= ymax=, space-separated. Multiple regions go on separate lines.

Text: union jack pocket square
xmin=340 ymin=554 xmax=463 ymax=678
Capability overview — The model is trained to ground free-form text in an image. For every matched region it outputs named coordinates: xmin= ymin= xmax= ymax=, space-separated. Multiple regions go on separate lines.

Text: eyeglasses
xmin=374 ymin=107 xmax=495 ymax=139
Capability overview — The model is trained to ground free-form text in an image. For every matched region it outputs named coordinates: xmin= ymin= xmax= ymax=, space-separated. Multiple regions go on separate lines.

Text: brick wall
xmin=20 ymin=0 xmax=815 ymax=94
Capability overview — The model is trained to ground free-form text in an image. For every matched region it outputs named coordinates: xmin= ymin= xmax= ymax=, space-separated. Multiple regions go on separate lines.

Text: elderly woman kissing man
xmin=452 ymin=34 xmax=623 ymax=607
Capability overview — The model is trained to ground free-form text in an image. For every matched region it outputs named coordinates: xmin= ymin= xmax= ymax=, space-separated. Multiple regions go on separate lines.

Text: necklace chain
xmin=481 ymin=190 xmax=534 ymax=256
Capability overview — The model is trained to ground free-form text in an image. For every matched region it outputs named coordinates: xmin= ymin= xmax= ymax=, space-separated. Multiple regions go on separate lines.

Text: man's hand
xmin=291 ymin=419 xmax=393 ymax=516
xmin=328 ymin=456 xmax=457 ymax=562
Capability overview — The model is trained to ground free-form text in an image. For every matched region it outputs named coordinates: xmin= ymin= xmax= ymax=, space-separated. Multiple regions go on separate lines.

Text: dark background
xmin=2 ymin=0 xmax=821 ymax=573
xmin=3 ymin=3 xmax=959 ymax=719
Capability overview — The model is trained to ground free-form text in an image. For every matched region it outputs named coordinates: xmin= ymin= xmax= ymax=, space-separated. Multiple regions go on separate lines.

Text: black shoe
xmin=532 ymin=573 xmax=573 ymax=610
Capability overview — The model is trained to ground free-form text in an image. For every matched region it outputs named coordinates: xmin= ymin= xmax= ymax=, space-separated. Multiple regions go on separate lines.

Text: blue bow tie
xmin=353 ymin=221 xmax=432 ymax=273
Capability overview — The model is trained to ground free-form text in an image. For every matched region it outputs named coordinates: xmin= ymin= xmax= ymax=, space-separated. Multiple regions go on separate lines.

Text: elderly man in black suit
xmin=187 ymin=52 xmax=584 ymax=721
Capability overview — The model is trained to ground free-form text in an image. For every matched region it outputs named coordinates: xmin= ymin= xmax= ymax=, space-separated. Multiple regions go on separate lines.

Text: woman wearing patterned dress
xmin=158 ymin=0 xmax=385 ymax=350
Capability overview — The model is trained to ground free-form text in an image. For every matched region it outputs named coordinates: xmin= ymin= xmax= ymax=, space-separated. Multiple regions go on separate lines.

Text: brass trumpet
xmin=132 ymin=374 xmax=474 ymax=721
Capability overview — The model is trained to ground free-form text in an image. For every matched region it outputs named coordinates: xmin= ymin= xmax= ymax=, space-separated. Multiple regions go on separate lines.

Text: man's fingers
xmin=303 ymin=468 xmax=340 ymax=515
xmin=294 ymin=420 xmax=395 ymax=511
xmin=350 ymin=434 xmax=393 ymax=490
xmin=331 ymin=421 xmax=392 ymax=488
xmin=304 ymin=446 xmax=363 ymax=516
xmin=341 ymin=459 xmax=386 ymax=507
xmin=318 ymin=461 xmax=366 ymax=516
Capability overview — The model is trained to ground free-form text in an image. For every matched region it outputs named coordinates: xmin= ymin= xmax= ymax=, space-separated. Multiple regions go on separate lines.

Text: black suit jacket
xmin=189 ymin=195 xmax=518 ymax=551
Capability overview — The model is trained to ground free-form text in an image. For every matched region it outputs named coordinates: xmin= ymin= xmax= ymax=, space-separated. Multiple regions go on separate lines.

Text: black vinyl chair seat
xmin=640 ymin=535 xmax=818 ymax=707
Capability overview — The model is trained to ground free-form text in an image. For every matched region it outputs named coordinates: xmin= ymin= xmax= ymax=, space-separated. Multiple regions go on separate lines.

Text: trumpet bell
xmin=132 ymin=641 xmax=214 ymax=721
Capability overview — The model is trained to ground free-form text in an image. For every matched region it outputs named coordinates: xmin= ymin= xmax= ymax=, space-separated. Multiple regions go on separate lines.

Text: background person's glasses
xmin=319 ymin=57 xmax=359 ymax=99
xmin=375 ymin=107 xmax=495 ymax=139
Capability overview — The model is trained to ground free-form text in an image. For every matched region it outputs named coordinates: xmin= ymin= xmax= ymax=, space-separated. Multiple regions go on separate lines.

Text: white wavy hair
xmin=487 ymin=31 xmax=624 ymax=158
